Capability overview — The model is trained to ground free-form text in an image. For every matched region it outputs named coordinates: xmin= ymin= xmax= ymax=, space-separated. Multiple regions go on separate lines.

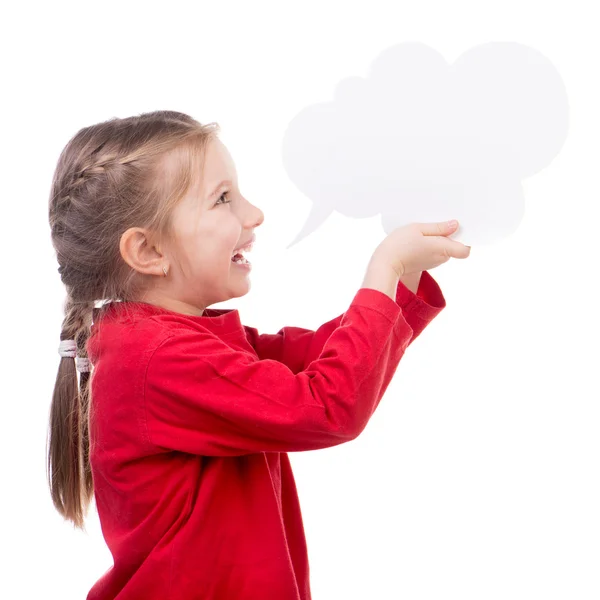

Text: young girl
xmin=47 ymin=110 xmax=469 ymax=600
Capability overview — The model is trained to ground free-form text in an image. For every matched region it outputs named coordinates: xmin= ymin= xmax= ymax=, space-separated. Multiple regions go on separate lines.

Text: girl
xmin=47 ymin=110 xmax=470 ymax=600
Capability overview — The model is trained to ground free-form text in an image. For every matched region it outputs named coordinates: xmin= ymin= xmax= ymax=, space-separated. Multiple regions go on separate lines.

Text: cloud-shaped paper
xmin=282 ymin=42 xmax=569 ymax=247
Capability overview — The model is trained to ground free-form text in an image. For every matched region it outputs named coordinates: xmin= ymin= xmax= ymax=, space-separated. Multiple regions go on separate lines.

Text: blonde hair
xmin=47 ymin=110 xmax=219 ymax=529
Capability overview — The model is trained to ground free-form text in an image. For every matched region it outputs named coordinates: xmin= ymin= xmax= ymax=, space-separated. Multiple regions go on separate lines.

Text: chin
xmin=228 ymin=279 xmax=251 ymax=298
xmin=234 ymin=281 xmax=251 ymax=295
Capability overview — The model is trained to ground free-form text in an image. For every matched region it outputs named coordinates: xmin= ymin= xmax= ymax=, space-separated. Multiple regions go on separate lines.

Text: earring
xmin=162 ymin=265 xmax=168 ymax=277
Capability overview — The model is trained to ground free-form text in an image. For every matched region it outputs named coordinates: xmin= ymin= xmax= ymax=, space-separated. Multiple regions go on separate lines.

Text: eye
xmin=215 ymin=191 xmax=231 ymax=206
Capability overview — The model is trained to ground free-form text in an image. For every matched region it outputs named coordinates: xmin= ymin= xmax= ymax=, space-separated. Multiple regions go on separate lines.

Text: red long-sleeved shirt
xmin=85 ymin=271 xmax=445 ymax=599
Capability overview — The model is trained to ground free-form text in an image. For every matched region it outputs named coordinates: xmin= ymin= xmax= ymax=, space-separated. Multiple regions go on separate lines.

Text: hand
xmin=372 ymin=220 xmax=470 ymax=277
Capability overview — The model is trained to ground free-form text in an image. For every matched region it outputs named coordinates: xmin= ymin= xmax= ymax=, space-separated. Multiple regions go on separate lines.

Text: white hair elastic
xmin=58 ymin=339 xmax=91 ymax=373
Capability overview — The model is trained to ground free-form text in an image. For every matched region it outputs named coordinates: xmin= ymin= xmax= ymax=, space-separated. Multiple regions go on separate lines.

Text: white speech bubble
xmin=282 ymin=41 xmax=569 ymax=248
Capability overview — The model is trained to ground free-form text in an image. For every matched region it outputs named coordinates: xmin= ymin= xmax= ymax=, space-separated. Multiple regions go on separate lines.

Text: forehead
xmin=200 ymin=137 xmax=237 ymax=197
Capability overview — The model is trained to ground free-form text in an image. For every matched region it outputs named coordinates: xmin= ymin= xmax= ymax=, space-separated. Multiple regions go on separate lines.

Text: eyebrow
xmin=206 ymin=179 xmax=233 ymax=202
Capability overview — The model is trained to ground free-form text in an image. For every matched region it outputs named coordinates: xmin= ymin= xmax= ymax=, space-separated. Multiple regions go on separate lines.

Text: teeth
xmin=231 ymin=243 xmax=253 ymax=259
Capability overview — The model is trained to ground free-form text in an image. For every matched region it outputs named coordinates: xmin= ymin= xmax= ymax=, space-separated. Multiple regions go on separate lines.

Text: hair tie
xmin=58 ymin=339 xmax=91 ymax=373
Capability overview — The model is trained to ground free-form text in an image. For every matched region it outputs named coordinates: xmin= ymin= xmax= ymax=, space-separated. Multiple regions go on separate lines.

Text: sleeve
xmin=142 ymin=286 xmax=428 ymax=457
xmin=394 ymin=270 xmax=446 ymax=342
xmin=242 ymin=317 xmax=343 ymax=375
xmin=243 ymin=269 xmax=446 ymax=372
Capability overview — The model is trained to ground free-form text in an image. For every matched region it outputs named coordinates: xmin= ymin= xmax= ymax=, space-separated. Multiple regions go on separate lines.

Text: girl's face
xmin=132 ymin=137 xmax=264 ymax=316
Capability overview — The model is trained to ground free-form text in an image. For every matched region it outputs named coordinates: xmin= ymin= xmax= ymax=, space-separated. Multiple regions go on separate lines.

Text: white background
xmin=1 ymin=1 xmax=598 ymax=598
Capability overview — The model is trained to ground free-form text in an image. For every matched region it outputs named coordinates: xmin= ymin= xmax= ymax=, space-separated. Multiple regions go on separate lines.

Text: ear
xmin=119 ymin=227 xmax=164 ymax=277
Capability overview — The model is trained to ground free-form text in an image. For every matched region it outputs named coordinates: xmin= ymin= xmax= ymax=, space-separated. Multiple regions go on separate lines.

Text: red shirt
xmin=85 ymin=271 xmax=445 ymax=599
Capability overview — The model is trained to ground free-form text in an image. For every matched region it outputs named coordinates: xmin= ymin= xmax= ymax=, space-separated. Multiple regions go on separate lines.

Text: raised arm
xmin=243 ymin=270 xmax=445 ymax=372
xmin=143 ymin=287 xmax=416 ymax=457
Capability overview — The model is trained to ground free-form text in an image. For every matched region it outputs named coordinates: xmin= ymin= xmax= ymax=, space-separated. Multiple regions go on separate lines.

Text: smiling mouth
xmin=231 ymin=253 xmax=250 ymax=265
xmin=231 ymin=241 xmax=254 ymax=265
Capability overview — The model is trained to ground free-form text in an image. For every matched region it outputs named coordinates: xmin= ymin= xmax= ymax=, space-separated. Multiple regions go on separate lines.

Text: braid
xmin=61 ymin=295 xmax=94 ymax=343
xmin=47 ymin=111 xmax=220 ymax=528
xmin=70 ymin=151 xmax=134 ymax=192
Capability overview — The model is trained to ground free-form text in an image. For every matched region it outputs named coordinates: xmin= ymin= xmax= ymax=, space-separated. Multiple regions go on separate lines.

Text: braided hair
xmin=47 ymin=110 xmax=219 ymax=528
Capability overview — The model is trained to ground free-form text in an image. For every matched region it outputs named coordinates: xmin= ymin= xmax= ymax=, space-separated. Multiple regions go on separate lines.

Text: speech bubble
xmin=281 ymin=41 xmax=569 ymax=248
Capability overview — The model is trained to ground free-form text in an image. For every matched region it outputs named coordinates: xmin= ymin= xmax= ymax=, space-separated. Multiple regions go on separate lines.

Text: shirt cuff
xmin=396 ymin=270 xmax=446 ymax=320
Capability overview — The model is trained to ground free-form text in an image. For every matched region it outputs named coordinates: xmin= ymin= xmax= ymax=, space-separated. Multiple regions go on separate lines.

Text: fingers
xmin=417 ymin=221 xmax=459 ymax=236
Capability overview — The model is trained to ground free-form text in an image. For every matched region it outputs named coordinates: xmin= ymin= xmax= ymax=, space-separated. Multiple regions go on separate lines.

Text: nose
xmin=242 ymin=199 xmax=264 ymax=229
xmin=254 ymin=205 xmax=265 ymax=228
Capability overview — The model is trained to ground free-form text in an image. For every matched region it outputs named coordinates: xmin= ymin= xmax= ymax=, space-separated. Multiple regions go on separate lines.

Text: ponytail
xmin=47 ymin=297 xmax=94 ymax=530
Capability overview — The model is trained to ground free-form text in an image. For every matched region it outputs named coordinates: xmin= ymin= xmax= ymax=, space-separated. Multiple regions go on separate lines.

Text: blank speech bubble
xmin=281 ymin=41 xmax=569 ymax=248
